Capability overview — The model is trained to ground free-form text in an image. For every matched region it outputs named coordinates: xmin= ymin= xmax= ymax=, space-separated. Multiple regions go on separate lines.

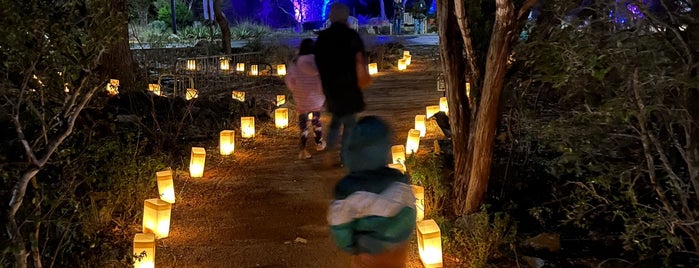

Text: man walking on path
xmin=315 ymin=3 xmax=370 ymax=166
xmin=392 ymin=0 xmax=404 ymax=35
xmin=412 ymin=0 xmax=427 ymax=34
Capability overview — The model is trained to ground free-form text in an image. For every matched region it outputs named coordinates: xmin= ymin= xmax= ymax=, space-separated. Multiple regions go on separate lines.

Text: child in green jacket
xmin=327 ymin=116 xmax=416 ymax=267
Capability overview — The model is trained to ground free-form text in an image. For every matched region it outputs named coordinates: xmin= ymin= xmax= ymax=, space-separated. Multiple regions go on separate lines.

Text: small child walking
xmin=285 ymin=38 xmax=326 ymax=159
xmin=327 ymin=116 xmax=416 ymax=268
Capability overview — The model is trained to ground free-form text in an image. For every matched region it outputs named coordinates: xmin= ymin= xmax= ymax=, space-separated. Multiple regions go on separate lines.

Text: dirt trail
xmin=157 ymin=48 xmax=449 ymax=268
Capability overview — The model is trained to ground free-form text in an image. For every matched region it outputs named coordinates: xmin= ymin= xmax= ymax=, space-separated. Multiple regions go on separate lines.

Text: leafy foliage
xmin=136 ymin=20 xmax=180 ymax=47
xmin=231 ymin=21 xmax=272 ymax=40
xmin=450 ymin=209 xmax=516 ymax=267
xmin=406 ymin=153 xmax=449 ymax=215
xmin=0 ymin=0 xmax=167 ymax=265
xmin=179 ymin=23 xmax=222 ymax=41
xmin=156 ymin=0 xmax=194 ymax=28
xmin=504 ymin=0 xmax=699 ymax=258
xmin=34 ymin=133 xmax=166 ymax=266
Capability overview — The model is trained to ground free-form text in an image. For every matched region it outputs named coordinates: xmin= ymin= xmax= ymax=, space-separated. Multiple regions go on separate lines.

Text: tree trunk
xmin=438 ymin=0 xmax=472 ymax=216
xmin=7 ymin=168 xmax=39 ymax=268
xmin=214 ymin=0 xmax=231 ymax=54
xmin=99 ymin=0 xmax=137 ymax=90
xmin=452 ymin=0 xmax=481 ymax=89
xmin=380 ymin=0 xmax=387 ymax=21
xmin=463 ymin=0 xmax=515 ymax=214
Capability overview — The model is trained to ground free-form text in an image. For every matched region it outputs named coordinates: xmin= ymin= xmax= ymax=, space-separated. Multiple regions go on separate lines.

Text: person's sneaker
xmin=298 ymin=149 xmax=311 ymax=159
xmin=315 ymin=139 xmax=327 ymax=151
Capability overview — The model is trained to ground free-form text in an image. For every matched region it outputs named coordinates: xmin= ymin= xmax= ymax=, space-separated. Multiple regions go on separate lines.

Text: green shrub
xmin=405 ymin=153 xmax=449 ymax=217
xmin=35 ymin=132 xmax=168 ymax=266
xmin=137 ymin=20 xmax=179 ymax=47
xmin=231 ymin=21 xmax=271 ymax=40
xmin=178 ymin=23 xmax=221 ymax=42
xmin=0 ymin=129 xmax=167 ymax=266
xmin=450 ymin=209 xmax=516 ymax=268
xmin=156 ymin=0 xmax=193 ymax=28
xmin=507 ymin=2 xmax=699 ymax=258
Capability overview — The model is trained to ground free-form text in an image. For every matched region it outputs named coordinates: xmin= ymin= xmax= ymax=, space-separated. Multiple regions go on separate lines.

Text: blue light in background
xmin=429 ymin=0 xmax=436 ymax=14
xmin=291 ymin=0 xmax=327 ymax=22
xmin=322 ymin=0 xmax=332 ymax=20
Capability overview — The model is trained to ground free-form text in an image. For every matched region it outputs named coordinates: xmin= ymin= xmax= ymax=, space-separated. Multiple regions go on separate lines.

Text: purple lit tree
xmin=274 ymin=0 xmax=326 ymax=30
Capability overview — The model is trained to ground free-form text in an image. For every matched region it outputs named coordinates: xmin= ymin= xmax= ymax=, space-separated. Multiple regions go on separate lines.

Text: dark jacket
xmin=411 ymin=0 xmax=427 ymax=19
xmin=315 ymin=22 xmax=366 ymax=117
xmin=393 ymin=1 xmax=404 ymax=19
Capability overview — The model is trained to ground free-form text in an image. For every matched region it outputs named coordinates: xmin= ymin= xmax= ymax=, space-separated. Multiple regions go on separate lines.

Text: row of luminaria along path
xmin=127 ymin=48 xmax=449 ymax=267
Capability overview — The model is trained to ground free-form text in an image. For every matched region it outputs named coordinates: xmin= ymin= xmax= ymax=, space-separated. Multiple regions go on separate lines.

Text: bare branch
xmin=641 ymin=6 xmax=694 ymax=72
xmin=632 ymin=67 xmax=676 ymax=215
xmin=10 ymin=115 xmax=39 ymax=166
xmin=516 ymin=0 xmax=538 ymax=21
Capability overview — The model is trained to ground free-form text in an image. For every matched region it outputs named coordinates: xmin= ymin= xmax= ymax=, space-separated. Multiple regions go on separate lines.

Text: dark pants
xmin=299 ymin=111 xmax=322 ymax=149
xmin=327 ymin=113 xmax=357 ymax=160
xmin=414 ymin=18 xmax=424 ymax=34
xmin=393 ymin=18 xmax=403 ymax=35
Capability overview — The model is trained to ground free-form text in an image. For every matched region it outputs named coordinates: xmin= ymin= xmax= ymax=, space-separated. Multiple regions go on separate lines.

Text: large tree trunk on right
xmin=214 ymin=0 xmax=231 ymax=54
xmin=463 ymin=0 xmax=516 ymax=213
xmin=437 ymin=0 xmax=470 ymax=215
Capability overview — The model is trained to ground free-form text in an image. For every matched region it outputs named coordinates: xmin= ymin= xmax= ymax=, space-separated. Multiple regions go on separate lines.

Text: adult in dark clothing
xmin=392 ymin=0 xmax=404 ymax=35
xmin=315 ymin=3 xmax=368 ymax=165
xmin=412 ymin=0 xmax=427 ymax=34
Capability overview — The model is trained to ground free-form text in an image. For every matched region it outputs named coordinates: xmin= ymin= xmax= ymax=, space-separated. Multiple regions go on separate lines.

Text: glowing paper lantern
xmin=133 ymin=233 xmax=155 ymax=268
xmin=391 ymin=145 xmax=406 ymax=165
xmin=142 ymin=198 xmax=172 ymax=239
xmin=277 ymin=64 xmax=286 ymax=76
xmin=466 ymin=82 xmax=471 ymax=98
xmin=220 ymin=58 xmax=230 ymax=71
xmin=189 ymin=147 xmax=206 ymax=178
xmin=439 ymin=97 xmax=448 ymax=115
xmin=148 ymin=84 xmax=161 ymax=96
xmin=437 ymin=74 xmax=446 ymax=92
xmin=232 ymin=91 xmax=245 ymax=102
xmin=388 ymin=163 xmax=405 ymax=174
xmin=277 ymin=95 xmax=286 ymax=106
xmin=426 ymin=105 xmax=440 ymax=119
xmin=156 ymin=169 xmax=175 ymax=204
xmin=404 ymin=55 xmax=412 ymax=65
xmin=220 ymin=130 xmax=235 ymax=156
xmin=307 ymin=112 xmax=313 ymax=120
xmin=275 ymin=108 xmax=289 ymax=129
xmin=106 ymin=79 xmax=119 ymax=96
xmin=417 ymin=219 xmax=443 ymax=268
xmin=236 ymin=63 xmax=245 ymax=72
xmin=241 ymin=117 xmax=255 ymax=138
xmin=398 ymin=59 xmax=407 ymax=71
xmin=415 ymin=115 xmax=426 ymax=137
xmin=250 ymin=65 xmax=258 ymax=76
xmin=403 ymin=50 xmax=410 ymax=57
xmin=412 ymin=185 xmax=425 ymax=221
xmin=406 ymin=129 xmax=421 ymax=155
xmin=368 ymin=63 xmax=378 ymax=75
xmin=186 ymin=59 xmax=196 ymax=71
xmin=186 ymin=88 xmax=198 ymax=100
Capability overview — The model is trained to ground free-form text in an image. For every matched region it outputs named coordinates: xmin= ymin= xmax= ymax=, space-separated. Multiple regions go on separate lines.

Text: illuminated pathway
xmin=157 ymin=47 xmax=444 ymax=267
